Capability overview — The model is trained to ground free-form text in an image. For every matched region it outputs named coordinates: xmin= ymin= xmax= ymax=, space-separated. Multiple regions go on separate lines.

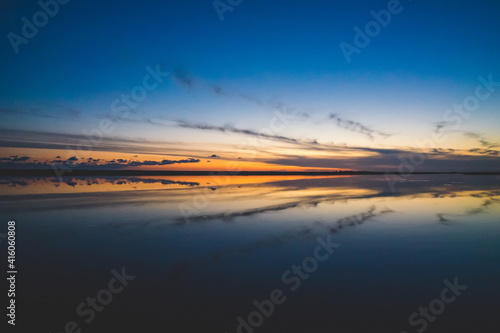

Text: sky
xmin=0 ymin=0 xmax=499 ymax=172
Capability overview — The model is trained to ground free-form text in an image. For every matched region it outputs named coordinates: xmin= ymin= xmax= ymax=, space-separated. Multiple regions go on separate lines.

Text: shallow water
xmin=1 ymin=174 xmax=499 ymax=332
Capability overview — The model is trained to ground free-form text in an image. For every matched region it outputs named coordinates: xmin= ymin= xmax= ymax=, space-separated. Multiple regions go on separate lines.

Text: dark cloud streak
xmin=328 ymin=113 xmax=392 ymax=141
xmin=176 ymin=121 xmax=300 ymax=144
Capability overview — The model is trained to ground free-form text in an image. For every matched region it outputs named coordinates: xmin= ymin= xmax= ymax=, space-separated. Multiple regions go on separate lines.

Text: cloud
xmin=179 ymin=201 xmax=302 ymax=223
xmin=0 ymin=179 xmax=29 ymax=187
xmin=437 ymin=214 xmax=449 ymax=223
xmin=211 ymin=84 xmax=229 ymax=96
xmin=0 ymin=154 xmax=201 ymax=170
xmin=127 ymin=158 xmax=200 ymax=167
xmin=0 ymin=161 xmax=52 ymax=169
xmin=125 ymin=178 xmax=200 ymax=187
xmin=434 ymin=121 xmax=455 ymax=134
xmin=175 ymin=120 xmax=500 ymax=171
xmin=0 ymin=156 xmax=31 ymax=162
xmin=0 ymin=105 xmax=81 ymax=120
xmin=432 ymin=129 xmax=499 ymax=151
xmin=173 ymin=66 xmax=194 ymax=87
xmin=208 ymin=206 xmax=391 ymax=261
xmin=0 ymin=106 xmax=55 ymax=119
xmin=170 ymin=67 xmax=312 ymax=121
xmin=177 ymin=121 xmax=300 ymax=145
xmin=464 ymin=132 xmax=499 ymax=149
xmin=12 ymin=156 xmax=29 ymax=162
xmin=240 ymin=94 xmax=264 ymax=106
xmin=263 ymin=152 xmax=500 ymax=172
xmin=0 ymin=156 xmax=30 ymax=162
xmin=468 ymin=148 xmax=499 ymax=156
xmin=209 ymin=154 xmax=220 ymax=158
xmin=0 ymin=128 xmax=207 ymax=158
xmin=327 ymin=114 xmax=392 ymax=141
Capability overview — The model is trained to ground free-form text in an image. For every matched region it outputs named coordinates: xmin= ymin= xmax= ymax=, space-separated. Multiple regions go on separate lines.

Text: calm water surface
xmin=1 ymin=175 xmax=499 ymax=332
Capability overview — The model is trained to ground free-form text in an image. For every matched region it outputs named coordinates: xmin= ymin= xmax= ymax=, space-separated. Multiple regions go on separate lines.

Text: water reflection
xmin=0 ymin=174 xmax=499 ymax=332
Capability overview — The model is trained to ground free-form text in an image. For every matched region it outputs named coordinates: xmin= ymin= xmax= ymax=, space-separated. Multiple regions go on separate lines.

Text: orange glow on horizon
xmin=0 ymin=147 xmax=351 ymax=172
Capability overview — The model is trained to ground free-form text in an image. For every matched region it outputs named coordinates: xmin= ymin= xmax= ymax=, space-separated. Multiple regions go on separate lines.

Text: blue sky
xmin=1 ymin=0 xmax=499 ymax=171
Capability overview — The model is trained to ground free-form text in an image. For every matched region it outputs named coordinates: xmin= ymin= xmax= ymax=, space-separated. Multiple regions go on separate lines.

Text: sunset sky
xmin=1 ymin=0 xmax=499 ymax=172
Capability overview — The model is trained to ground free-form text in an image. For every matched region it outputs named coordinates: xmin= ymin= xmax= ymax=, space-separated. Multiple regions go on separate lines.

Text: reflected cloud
xmin=1 ymin=176 xmax=499 ymax=224
xmin=177 ymin=201 xmax=301 ymax=224
xmin=434 ymin=192 xmax=500 ymax=222
xmin=209 ymin=205 xmax=394 ymax=262
xmin=466 ymin=197 xmax=500 ymax=215
xmin=0 ymin=179 xmax=28 ymax=187
xmin=437 ymin=213 xmax=449 ymax=223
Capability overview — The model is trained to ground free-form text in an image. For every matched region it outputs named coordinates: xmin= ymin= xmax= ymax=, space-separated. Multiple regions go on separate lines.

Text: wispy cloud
xmin=173 ymin=66 xmax=194 ymax=88
xmin=176 ymin=120 xmax=500 ymax=172
xmin=327 ymin=113 xmax=392 ymax=141
xmin=170 ymin=66 xmax=312 ymax=120
xmin=464 ymin=132 xmax=499 ymax=149
xmin=0 ymin=106 xmax=55 ymax=118
xmin=176 ymin=121 xmax=301 ymax=145
xmin=179 ymin=201 xmax=301 ymax=223
xmin=433 ymin=121 xmax=455 ymax=134
xmin=0 ymin=105 xmax=82 ymax=119
xmin=240 ymin=94 xmax=264 ymax=106
xmin=263 ymin=150 xmax=500 ymax=172
xmin=468 ymin=148 xmax=499 ymax=156
xmin=0 ymin=128 xmax=209 ymax=157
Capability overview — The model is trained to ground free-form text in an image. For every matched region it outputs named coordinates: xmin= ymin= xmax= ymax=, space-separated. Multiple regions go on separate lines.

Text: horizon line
xmin=1 ymin=169 xmax=499 ymax=177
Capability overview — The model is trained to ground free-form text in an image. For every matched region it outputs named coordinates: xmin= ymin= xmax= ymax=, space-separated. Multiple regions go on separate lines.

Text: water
xmin=1 ymin=174 xmax=499 ymax=332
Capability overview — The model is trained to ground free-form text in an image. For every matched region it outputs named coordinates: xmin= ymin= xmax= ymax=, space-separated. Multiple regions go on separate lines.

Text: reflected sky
xmin=1 ymin=175 xmax=499 ymax=332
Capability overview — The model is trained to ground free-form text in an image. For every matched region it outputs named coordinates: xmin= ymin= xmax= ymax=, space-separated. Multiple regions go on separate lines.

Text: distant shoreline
xmin=0 ymin=169 xmax=499 ymax=177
